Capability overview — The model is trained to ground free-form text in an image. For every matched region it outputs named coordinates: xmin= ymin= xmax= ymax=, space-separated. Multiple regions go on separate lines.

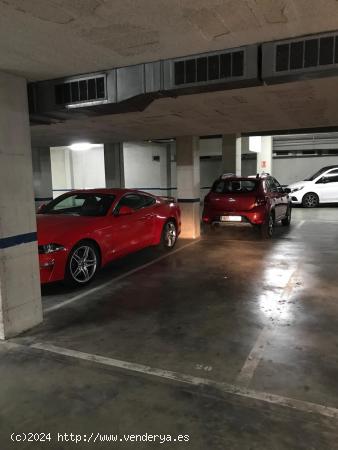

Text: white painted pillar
xmin=222 ymin=134 xmax=242 ymax=176
xmin=176 ymin=136 xmax=200 ymax=239
xmin=32 ymin=146 xmax=53 ymax=210
xmin=256 ymin=136 xmax=272 ymax=174
xmin=104 ymin=143 xmax=124 ymax=188
xmin=0 ymin=71 xmax=43 ymax=339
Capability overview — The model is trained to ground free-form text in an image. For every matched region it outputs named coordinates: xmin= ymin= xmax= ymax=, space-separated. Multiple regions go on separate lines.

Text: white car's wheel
xmin=302 ymin=192 xmax=319 ymax=208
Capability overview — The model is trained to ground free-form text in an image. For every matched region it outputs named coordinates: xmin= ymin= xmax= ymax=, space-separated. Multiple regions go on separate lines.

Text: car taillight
xmin=255 ymin=197 xmax=267 ymax=206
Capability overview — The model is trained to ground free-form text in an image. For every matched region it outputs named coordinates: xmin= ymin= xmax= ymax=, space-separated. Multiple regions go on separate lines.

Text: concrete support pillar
xmin=104 ymin=143 xmax=124 ymax=188
xmin=256 ymin=136 xmax=272 ymax=174
xmin=166 ymin=144 xmax=172 ymax=197
xmin=32 ymin=147 xmax=53 ymax=210
xmin=222 ymin=134 xmax=242 ymax=176
xmin=0 ymin=71 xmax=42 ymax=339
xmin=176 ymin=136 xmax=200 ymax=239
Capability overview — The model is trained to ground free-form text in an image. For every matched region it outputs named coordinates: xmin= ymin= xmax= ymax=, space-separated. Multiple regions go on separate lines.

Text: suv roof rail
xmin=256 ymin=172 xmax=270 ymax=178
xmin=220 ymin=173 xmax=235 ymax=179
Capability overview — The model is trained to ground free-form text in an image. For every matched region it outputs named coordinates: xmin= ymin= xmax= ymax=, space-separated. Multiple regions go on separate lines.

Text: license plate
xmin=220 ymin=216 xmax=242 ymax=222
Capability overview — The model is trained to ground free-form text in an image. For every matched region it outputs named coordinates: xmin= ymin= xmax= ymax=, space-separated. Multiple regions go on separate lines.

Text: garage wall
xmin=242 ymin=157 xmax=257 ymax=176
xmin=273 ymin=156 xmax=338 ymax=185
xmin=123 ymin=142 xmax=170 ymax=197
xmin=200 ymin=137 xmax=222 ymax=156
xmin=50 ymin=147 xmax=73 ymax=198
xmin=50 ymin=145 xmax=106 ymax=198
xmin=272 ymin=133 xmax=338 ymax=185
xmin=72 ymin=146 xmax=106 ymax=190
xmin=32 ymin=147 xmax=53 ymax=209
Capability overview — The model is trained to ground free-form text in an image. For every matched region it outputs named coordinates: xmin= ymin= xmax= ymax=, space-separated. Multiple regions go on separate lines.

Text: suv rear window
xmin=212 ymin=179 xmax=258 ymax=194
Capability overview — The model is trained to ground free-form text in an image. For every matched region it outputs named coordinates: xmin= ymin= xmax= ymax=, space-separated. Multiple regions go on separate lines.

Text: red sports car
xmin=37 ymin=189 xmax=181 ymax=285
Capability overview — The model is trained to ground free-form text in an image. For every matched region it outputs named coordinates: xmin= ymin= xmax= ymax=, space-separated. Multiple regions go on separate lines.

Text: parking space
xmin=0 ymin=208 xmax=337 ymax=448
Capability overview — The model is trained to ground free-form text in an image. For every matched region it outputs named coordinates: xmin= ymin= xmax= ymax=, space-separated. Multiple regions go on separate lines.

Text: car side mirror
xmin=118 ymin=205 xmax=134 ymax=216
xmin=37 ymin=203 xmax=47 ymax=213
xmin=284 ymin=188 xmax=291 ymax=194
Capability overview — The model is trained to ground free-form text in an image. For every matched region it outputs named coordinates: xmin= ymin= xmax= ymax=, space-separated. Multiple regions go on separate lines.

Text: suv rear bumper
xmin=202 ymin=207 xmax=267 ymax=226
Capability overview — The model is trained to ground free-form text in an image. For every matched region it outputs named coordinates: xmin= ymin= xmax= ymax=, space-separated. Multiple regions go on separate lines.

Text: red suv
xmin=202 ymin=174 xmax=292 ymax=238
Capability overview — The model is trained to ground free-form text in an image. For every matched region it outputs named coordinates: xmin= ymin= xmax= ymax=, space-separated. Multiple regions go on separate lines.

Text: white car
xmin=288 ymin=166 xmax=338 ymax=207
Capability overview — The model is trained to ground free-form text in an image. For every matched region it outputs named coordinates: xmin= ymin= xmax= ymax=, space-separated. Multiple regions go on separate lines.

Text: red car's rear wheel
xmin=161 ymin=220 xmax=177 ymax=250
xmin=260 ymin=213 xmax=274 ymax=239
xmin=282 ymin=206 xmax=292 ymax=226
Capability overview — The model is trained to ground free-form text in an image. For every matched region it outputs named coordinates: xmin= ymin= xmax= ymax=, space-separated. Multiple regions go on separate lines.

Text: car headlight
xmin=291 ymin=186 xmax=304 ymax=193
xmin=38 ymin=243 xmax=65 ymax=254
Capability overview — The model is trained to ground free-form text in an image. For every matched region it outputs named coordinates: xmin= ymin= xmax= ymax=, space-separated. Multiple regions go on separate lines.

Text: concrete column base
xmin=0 ymin=243 xmax=42 ymax=339
xmin=178 ymin=202 xmax=200 ymax=239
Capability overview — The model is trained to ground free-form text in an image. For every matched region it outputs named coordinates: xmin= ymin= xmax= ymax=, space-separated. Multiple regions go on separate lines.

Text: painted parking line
xmin=236 ymin=265 xmax=301 ymax=388
xmin=2 ymin=340 xmax=336 ymax=420
xmin=300 ymin=219 xmax=338 ymax=224
xmin=295 ymin=220 xmax=305 ymax=229
xmin=235 ymin=327 xmax=273 ymax=388
xmin=44 ymin=240 xmax=200 ymax=314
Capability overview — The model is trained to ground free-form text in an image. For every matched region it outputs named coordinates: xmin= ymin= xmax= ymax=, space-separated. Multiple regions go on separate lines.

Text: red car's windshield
xmin=40 ymin=193 xmax=116 ymax=216
xmin=212 ymin=179 xmax=258 ymax=194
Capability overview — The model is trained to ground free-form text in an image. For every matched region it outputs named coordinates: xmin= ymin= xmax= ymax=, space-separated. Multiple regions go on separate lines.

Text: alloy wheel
xmin=303 ymin=193 xmax=318 ymax=208
xmin=69 ymin=245 xmax=97 ymax=283
xmin=164 ymin=222 xmax=177 ymax=248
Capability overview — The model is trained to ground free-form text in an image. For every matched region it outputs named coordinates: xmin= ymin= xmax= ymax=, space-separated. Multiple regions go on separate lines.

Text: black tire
xmin=65 ymin=240 xmax=100 ymax=287
xmin=302 ymin=192 xmax=319 ymax=208
xmin=260 ymin=213 xmax=274 ymax=239
xmin=161 ymin=220 xmax=177 ymax=250
xmin=205 ymin=223 xmax=218 ymax=234
xmin=282 ymin=206 xmax=292 ymax=226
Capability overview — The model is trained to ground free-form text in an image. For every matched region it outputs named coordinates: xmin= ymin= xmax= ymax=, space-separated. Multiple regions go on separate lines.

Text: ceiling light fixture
xmin=69 ymin=142 xmax=92 ymax=151
xmin=249 ymin=136 xmax=262 ymax=153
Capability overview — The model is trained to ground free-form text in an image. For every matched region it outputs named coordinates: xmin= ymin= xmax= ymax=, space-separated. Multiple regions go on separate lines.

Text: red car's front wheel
xmin=65 ymin=241 xmax=99 ymax=286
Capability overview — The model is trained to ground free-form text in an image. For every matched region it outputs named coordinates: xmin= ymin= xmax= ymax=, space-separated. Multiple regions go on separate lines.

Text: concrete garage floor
xmin=1 ymin=208 xmax=338 ymax=449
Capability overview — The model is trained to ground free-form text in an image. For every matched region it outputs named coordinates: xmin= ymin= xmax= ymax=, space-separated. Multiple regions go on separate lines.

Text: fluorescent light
xmin=69 ymin=142 xmax=92 ymax=151
xmin=249 ymin=136 xmax=261 ymax=153
xmin=66 ymin=99 xmax=107 ymax=109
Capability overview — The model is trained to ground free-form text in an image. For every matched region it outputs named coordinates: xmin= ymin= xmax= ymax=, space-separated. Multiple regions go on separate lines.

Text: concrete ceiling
xmin=31 ymin=76 xmax=338 ymax=146
xmin=1 ymin=0 xmax=338 ymax=81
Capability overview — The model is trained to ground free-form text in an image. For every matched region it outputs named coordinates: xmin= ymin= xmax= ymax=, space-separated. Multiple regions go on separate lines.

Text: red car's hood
xmin=37 ymin=214 xmax=100 ymax=245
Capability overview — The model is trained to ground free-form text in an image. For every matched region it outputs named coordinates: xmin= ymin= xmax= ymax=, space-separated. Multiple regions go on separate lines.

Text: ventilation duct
xmin=28 ymin=45 xmax=259 ymax=124
xmin=262 ymin=31 xmax=338 ymax=84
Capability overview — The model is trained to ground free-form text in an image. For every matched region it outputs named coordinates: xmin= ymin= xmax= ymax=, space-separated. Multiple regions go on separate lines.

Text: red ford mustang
xmin=37 ymin=189 xmax=181 ymax=285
